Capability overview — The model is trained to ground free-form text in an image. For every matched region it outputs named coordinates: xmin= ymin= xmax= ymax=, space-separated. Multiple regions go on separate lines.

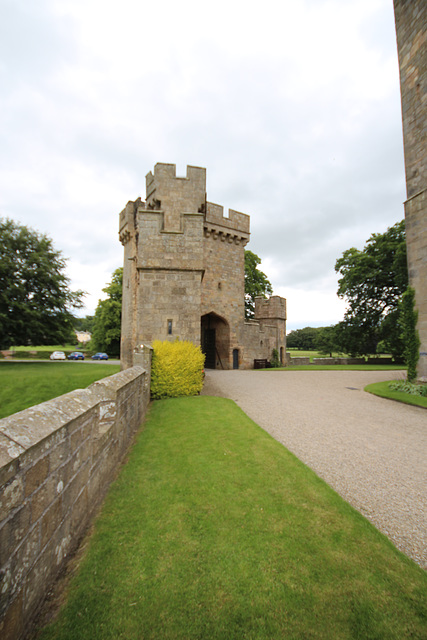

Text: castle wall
xmin=146 ymin=163 xmax=206 ymax=233
xmin=137 ymin=270 xmax=202 ymax=344
xmin=239 ymin=321 xmax=281 ymax=368
xmin=394 ymin=0 xmax=427 ymax=380
xmin=202 ymin=202 xmax=250 ymax=352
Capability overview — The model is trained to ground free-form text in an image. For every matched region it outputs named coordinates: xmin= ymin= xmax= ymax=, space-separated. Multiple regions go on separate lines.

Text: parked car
xmin=50 ymin=351 xmax=66 ymax=360
xmin=67 ymin=351 xmax=85 ymax=360
xmin=91 ymin=352 xmax=109 ymax=360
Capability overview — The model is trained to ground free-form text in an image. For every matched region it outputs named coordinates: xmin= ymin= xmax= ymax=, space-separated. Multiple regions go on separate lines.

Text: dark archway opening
xmin=201 ymin=313 xmax=230 ymax=369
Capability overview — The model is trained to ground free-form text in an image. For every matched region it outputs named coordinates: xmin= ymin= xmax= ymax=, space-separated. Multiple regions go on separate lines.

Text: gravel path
xmin=202 ymin=369 xmax=427 ymax=569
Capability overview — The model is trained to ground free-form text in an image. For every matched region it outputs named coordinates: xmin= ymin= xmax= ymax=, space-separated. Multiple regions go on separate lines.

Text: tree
xmin=399 ymin=287 xmax=420 ymax=382
xmin=74 ymin=315 xmax=95 ymax=333
xmin=92 ymin=268 xmax=123 ymax=356
xmin=286 ymin=327 xmax=320 ymax=350
xmin=315 ymin=325 xmax=339 ymax=357
xmin=0 ymin=218 xmax=84 ymax=349
xmin=244 ymin=250 xmax=273 ymax=318
xmin=335 ymin=220 xmax=407 ymax=357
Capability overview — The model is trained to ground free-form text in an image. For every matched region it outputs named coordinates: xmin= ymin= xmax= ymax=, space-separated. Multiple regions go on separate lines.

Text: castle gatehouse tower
xmin=119 ymin=163 xmax=286 ymax=369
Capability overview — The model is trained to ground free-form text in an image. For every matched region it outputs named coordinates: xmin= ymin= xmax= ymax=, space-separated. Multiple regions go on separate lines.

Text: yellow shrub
xmin=150 ymin=339 xmax=205 ymax=399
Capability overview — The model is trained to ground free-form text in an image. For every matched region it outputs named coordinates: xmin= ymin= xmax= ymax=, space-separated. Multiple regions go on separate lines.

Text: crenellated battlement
xmin=119 ymin=199 xmax=144 ymax=245
xmin=254 ymin=296 xmax=287 ymax=321
xmin=145 ymin=163 xmax=206 ymax=208
xmin=205 ymin=202 xmax=250 ymax=236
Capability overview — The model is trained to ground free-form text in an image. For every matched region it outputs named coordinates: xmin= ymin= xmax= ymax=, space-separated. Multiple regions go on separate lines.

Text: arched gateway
xmin=201 ymin=312 xmax=230 ymax=369
xmin=119 ymin=163 xmax=286 ymax=370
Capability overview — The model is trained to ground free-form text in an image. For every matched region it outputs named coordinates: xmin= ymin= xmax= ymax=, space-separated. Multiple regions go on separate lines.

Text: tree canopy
xmin=92 ymin=268 xmax=123 ymax=356
xmin=74 ymin=315 xmax=95 ymax=333
xmin=244 ymin=250 xmax=273 ymax=319
xmin=0 ymin=218 xmax=84 ymax=349
xmin=286 ymin=327 xmax=320 ymax=351
xmin=334 ymin=220 xmax=407 ymax=357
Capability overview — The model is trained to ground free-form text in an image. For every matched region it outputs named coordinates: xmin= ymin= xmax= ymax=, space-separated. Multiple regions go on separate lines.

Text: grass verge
xmin=35 ymin=396 xmax=426 ymax=640
xmin=0 ymin=362 xmax=120 ymax=419
xmin=365 ymin=381 xmax=427 ymax=409
xmin=268 ymin=364 xmax=405 ymax=371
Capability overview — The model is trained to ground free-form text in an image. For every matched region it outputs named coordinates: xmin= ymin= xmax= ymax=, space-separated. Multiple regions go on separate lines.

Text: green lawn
xmin=270 ymin=364 xmax=405 ymax=371
xmin=0 ymin=362 xmax=121 ymax=419
xmin=287 ymin=350 xmax=401 ymax=363
xmin=365 ymin=381 xmax=427 ymax=409
xmin=36 ymin=397 xmax=426 ymax=640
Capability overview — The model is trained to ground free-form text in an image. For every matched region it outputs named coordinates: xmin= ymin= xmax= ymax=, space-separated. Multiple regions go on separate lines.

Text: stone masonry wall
xmin=239 ymin=321 xmax=281 ymax=369
xmin=0 ymin=365 xmax=150 ymax=640
xmin=394 ymin=0 xmax=427 ymax=379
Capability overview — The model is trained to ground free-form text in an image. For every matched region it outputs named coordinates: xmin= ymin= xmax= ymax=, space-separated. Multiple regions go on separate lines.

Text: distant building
xmin=75 ymin=331 xmax=92 ymax=344
xmin=119 ymin=163 xmax=286 ymax=370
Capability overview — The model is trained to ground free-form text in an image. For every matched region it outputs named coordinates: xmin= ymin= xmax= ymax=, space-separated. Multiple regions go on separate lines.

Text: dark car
xmin=67 ymin=351 xmax=85 ymax=360
xmin=91 ymin=352 xmax=109 ymax=360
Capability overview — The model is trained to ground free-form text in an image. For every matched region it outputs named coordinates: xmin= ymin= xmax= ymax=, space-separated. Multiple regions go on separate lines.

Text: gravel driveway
xmin=202 ymin=369 xmax=426 ymax=569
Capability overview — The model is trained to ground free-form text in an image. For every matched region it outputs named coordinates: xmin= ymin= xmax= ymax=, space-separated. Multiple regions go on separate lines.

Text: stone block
xmin=0 ymin=589 xmax=23 ymax=640
xmin=0 ymin=476 xmax=24 ymax=522
xmin=25 ymin=456 xmax=50 ymax=498
xmin=0 ymin=503 xmax=31 ymax=566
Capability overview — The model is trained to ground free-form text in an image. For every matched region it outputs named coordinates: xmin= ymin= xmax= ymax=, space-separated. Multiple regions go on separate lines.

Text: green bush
xmin=150 ymin=339 xmax=205 ymax=399
xmin=270 ymin=348 xmax=280 ymax=368
xmin=389 ymin=380 xmax=427 ymax=397
xmin=399 ymin=286 xmax=420 ymax=382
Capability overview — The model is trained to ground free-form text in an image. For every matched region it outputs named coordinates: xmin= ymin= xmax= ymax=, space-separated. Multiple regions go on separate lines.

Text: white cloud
xmin=0 ymin=0 xmax=406 ymax=326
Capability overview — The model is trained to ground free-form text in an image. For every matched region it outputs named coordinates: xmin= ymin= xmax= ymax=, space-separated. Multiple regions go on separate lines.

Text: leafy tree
xmin=335 ymin=221 xmax=407 ymax=357
xmin=315 ymin=325 xmax=339 ymax=357
xmin=92 ymin=268 xmax=123 ymax=356
xmin=286 ymin=327 xmax=320 ymax=350
xmin=0 ymin=218 xmax=84 ymax=349
xmin=399 ymin=287 xmax=420 ymax=382
xmin=74 ymin=315 xmax=95 ymax=333
xmin=244 ymin=250 xmax=273 ymax=319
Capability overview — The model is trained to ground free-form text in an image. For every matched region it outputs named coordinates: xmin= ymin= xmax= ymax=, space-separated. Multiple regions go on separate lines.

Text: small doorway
xmin=233 ymin=349 xmax=239 ymax=369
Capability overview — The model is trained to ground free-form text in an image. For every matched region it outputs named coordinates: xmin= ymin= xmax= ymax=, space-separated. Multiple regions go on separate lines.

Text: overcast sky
xmin=1 ymin=0 xmax=406 ymax=331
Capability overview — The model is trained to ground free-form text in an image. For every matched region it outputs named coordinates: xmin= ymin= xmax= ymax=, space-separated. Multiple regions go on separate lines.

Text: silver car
xmin=50 ymin=351 xmax=66 ymax=360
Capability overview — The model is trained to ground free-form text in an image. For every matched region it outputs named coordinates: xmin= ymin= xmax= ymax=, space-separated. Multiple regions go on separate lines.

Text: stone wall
xmin=394 ymin=0 xmax=427 ymax=380
xmin=0 ymin=365 xmax=150 ymax=640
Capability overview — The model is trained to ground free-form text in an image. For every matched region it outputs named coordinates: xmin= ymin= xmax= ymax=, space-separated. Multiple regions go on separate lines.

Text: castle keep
xmin=119 ymin=163 xmax=286 ymax=369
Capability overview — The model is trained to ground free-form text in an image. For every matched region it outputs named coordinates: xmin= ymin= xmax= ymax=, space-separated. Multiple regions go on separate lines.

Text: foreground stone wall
xmin=0 ymin=366 xmax=150 ymax=640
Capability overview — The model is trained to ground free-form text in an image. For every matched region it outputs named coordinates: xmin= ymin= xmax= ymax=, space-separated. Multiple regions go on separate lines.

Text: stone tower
xmin=394 ymin=0 xmax=427 ymax=380
xmin=119 ymin=163 xmax=286 ymax=369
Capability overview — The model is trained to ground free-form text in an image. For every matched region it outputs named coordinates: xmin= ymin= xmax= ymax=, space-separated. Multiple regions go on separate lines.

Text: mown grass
xmin=287 ymin=349 xmax=344 ymax=361
xmin=0 ymin=362 xmax=120 ymax=419
xmin=270 ymin=364 xmax=405 ymax=371
xmin=9 ymin=344 xmax=77 ymax=352
xmin=36 ymin=397 xmax=426 ymax=640
xmin=287 ymin=350 xmax=401 ymax=363
xmin=365 ymin=381 xmax=427 ymax=409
